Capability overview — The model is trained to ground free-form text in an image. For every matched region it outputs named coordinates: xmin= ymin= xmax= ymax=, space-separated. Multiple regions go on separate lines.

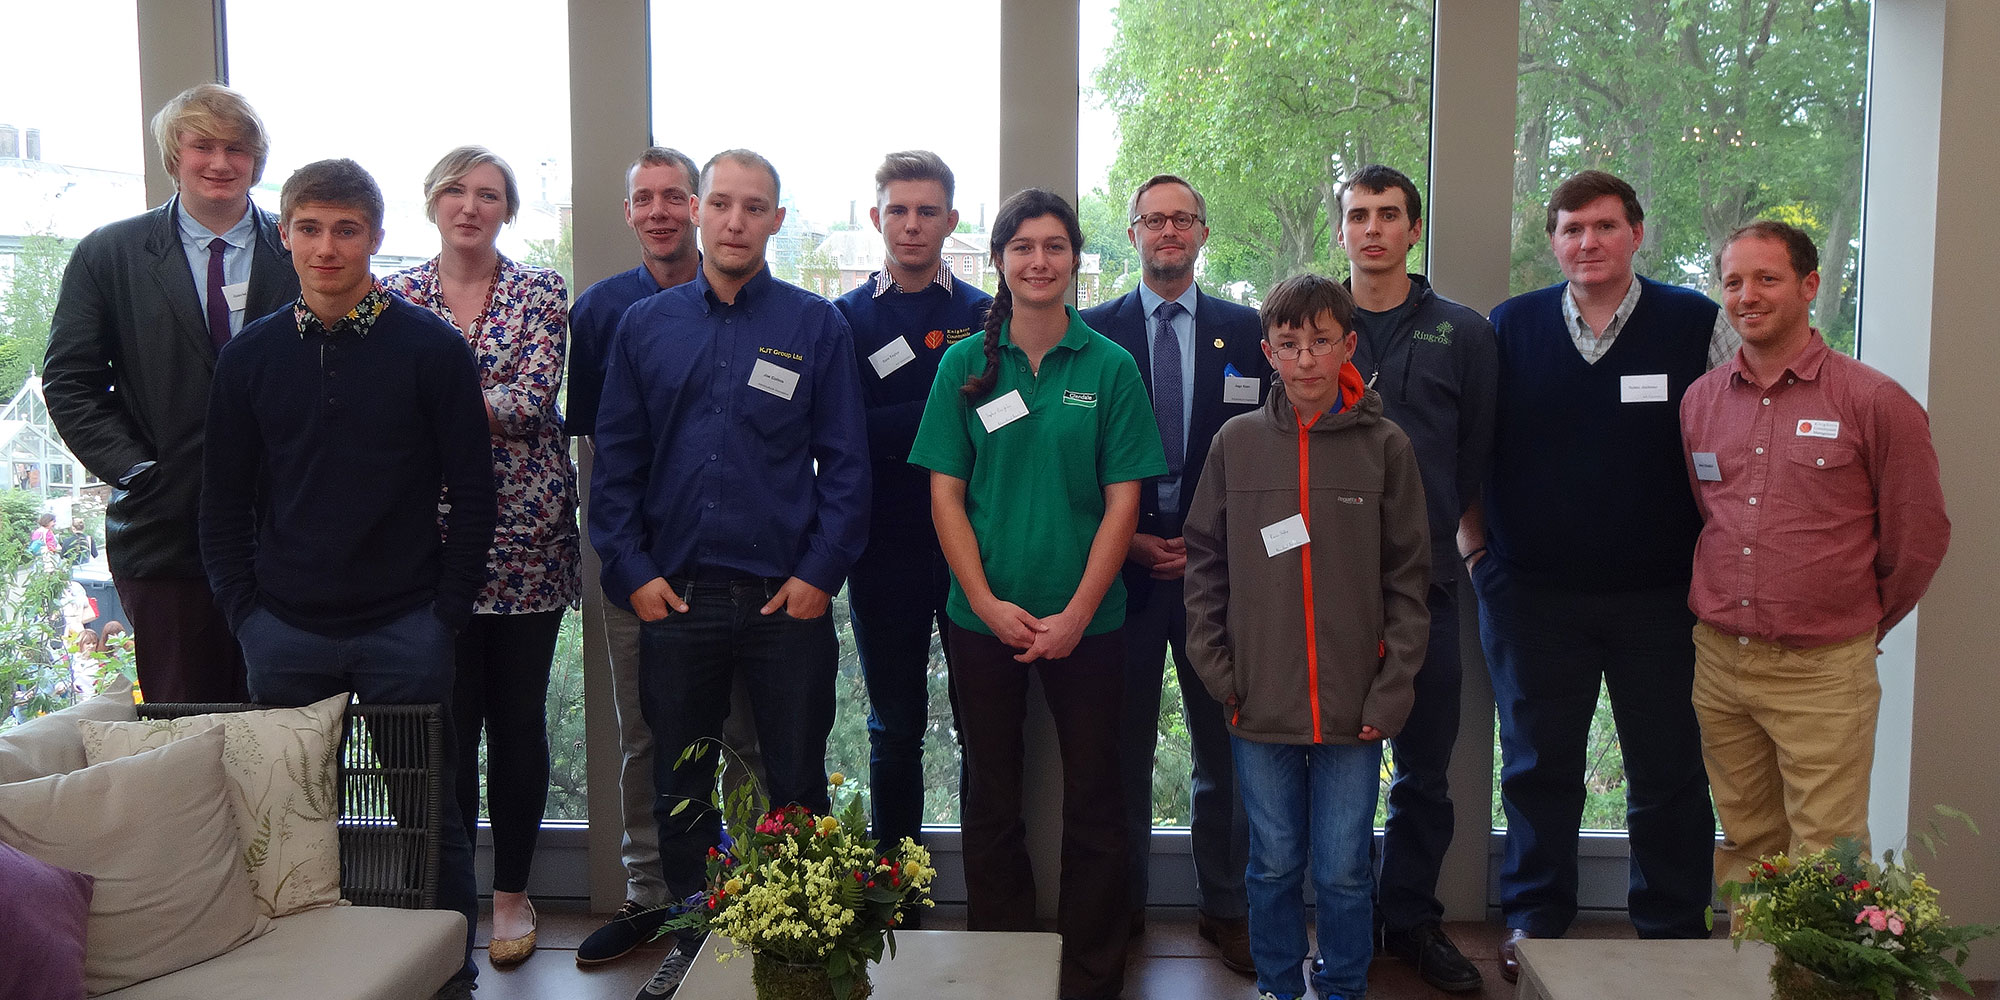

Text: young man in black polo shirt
xmin=199 ymin=158 xmax=496 ymax=1000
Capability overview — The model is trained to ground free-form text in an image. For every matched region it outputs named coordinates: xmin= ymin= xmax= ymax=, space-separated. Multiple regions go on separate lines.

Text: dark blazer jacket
xmin=1081 ymin=286 xmax=1269 ymax=609
xmin=43 ymin=198 xmax=298 ymax=579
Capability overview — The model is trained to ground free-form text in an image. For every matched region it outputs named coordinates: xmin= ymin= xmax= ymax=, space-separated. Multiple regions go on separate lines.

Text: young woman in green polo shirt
xmin=908 ymin=188 xmax=1168 ymax=1000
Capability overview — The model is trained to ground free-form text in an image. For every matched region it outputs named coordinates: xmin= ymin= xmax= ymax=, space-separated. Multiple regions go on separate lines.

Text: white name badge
xmin=748 ymin=358 xmax=800 ymax=400
xmin=867 ymin=336 xmax=916 ymax=379
xmin=1692 ymin=451 xmax=1722 ymax=482
xmin=1620 ymin=373 xmax=1669 ymax=403
xmin=221 ymin=280 xmax=250 ymax=312
xmin=1260 ymin=513 xmax=1310 ymax=558
xmin=976 ymin=389 xmax=1029 ymax=432
xmin=1223 ymin=375 xmax=1261 ymax=405
xmin=1796 ymin=419 xmax=1840 ymax=439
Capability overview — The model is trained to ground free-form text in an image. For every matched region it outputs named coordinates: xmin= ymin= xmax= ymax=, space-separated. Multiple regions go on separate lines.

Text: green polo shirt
xmin=908 ymin=306 xmax=1168 ymax=637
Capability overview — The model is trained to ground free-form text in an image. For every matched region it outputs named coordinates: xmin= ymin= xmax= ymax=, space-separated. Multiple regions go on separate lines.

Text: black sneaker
xmin=1385 ymin=923 xmax=1483 ymax=993
xmin=634 ymin=938 xmax=700 ymax=999
xmin=576 ymin=900 xmax=674 ymax=966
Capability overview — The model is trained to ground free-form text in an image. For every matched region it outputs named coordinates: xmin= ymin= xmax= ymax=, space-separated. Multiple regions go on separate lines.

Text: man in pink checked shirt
xmin=1680 ymin=220 xmax=1948 ymax=888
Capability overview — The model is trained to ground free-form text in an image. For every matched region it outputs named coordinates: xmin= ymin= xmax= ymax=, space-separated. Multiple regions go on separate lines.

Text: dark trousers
xmin=113 ymin=574 xmax=246 ymax=702
xmin=1377 ymin=580 xmax=1465 ymax=932
xmin=637 ymin=577 xmax=837 ymax=903
xmin=1117 ymin=575 xmax=1247 ymax=919
xmin=453 ymin=609 xmax=563 ymax=894
xmin=238 ymin=604 xmax=480 ymax=982
xmin=1473 ymin=558 xmax=1715 ymax=939
xmin=949 ymin=624 xmax=1129 ymax=1000
xmin=846 ymin=540 xmax=955 ymax=849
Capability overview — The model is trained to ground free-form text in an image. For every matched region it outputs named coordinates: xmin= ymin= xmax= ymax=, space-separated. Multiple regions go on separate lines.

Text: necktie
xmin=205 ymin=237 xmax=231 ymax=351
xmin=1152 ymin=300 xmax=1185 ymax=479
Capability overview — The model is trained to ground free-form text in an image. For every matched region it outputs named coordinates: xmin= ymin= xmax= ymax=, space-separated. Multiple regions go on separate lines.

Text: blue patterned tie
xmin=1153 ymin=300 xmax=1185 ymax=480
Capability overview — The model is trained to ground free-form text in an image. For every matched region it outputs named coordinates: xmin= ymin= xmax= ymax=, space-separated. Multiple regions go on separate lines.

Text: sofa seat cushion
xmin=97 ymin=905 xmax=464 ymax=1000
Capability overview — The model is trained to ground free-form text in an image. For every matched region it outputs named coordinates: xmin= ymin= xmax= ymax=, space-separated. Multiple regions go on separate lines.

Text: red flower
xmin=1855 ymin=880 xmax=1871 ymax=891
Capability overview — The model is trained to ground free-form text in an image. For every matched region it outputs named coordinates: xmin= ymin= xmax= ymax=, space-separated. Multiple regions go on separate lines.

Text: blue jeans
xmin=238 ymin=603 xmax=479 ymax=983
xmin=1232 ymin=735 xmax=1381 ymax=1000
xmin=846 ymin=540 xmax=955 ymax=848
xmin=637 ymin=577 xmax=837 ymax=902
xmin=1473 ymin=556 xmax=1715 ymax=938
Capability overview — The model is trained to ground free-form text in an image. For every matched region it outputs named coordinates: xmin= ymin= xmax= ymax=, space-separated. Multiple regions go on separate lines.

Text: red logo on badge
xmin=1798 ymin=420 xmax=1813 ymax=434
xmin=925 ymin=329 xmax=944 ymax=350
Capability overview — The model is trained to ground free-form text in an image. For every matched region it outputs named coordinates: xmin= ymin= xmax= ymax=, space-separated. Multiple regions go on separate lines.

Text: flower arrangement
xmin=665 ymin=769 xmax=936 ymax=1000
xmin=1723 ymin=834 xmax=1996 ymax=1000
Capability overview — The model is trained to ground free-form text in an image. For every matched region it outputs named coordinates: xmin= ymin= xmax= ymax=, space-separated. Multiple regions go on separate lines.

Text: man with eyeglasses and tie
xmin=1081 ymin=173 xmax=1268 ymax=975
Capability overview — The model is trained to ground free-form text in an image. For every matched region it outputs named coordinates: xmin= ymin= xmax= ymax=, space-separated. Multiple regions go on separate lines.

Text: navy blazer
xmin=1081 ymin=286 xmax=1269 ymax=608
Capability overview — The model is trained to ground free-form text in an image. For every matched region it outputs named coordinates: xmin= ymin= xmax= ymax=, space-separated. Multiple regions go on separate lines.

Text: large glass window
xmin=648 ymin=0 xmax=1001 ymax=826
xmin=227 ymin=0 xmax=580 ymax=819
xmin=1084 ymin=0 xmax=1435 ymax=826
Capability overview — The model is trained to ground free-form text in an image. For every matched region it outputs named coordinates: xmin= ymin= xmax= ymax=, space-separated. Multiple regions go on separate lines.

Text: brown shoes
xmin=487 ymin=898 xmax=538 ymax=967
xmin=1499 ymin=927 xmax=1531 ymax=984
xmin=1197 ymin=912 xmax=1254 ymax=976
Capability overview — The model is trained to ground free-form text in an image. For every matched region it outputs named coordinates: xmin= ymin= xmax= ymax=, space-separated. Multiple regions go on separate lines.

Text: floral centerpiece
xmin=1723 ymin=833 xmax=1996 ymax=1000
xmin=664 ymin=769 xmax=936 ymax=1000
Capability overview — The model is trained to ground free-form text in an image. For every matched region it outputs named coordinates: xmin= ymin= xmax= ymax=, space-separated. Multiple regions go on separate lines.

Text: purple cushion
xmin=0 ymin=837 xmax=93 ymax=1000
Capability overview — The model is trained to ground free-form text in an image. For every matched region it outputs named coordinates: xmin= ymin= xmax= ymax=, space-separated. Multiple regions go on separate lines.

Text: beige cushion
xmin=96 ymin=904 xmax=464 ymax=1000
xmin=77 ymin=692 xmax=348 ymax=918
xmin=0 ymin=724 xmax=268 ymax=995
xmin=0 ymin=678 xmax=136 ymax=783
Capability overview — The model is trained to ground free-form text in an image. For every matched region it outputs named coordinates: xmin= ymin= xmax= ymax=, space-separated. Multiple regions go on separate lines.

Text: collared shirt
xmin=1564 ymin=276 xmax=1740 ymax=369
xmin=292 ymin=284 xmax=390 ymax=339
xmin=1680 ymin=332 xmax=1949 ymax=647
xmin=177 ymin=196 xmax=257 ymax=338
xmin=1135 ymin=281 xmax=1199 ymax=514
xmin=870 ymin=259 xmax=954 ymax=298
xmin=567 ymin=264 xmax=679 ymax=437
xmin=589 ymin=265 xmax=870 ymax=603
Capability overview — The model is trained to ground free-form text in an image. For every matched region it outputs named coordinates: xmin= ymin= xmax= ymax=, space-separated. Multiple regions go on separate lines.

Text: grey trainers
xmin=634 ymin=940 xmax=700 ymax=999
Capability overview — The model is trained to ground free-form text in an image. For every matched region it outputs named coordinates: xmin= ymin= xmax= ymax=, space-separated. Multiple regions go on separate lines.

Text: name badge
xmin=1796 ymin=419 xmax=1840 ymax=439
xmin=221 ymin=280 xmax=250 ymax=312
xmin=1223 ymin=375 xmax=1261 ymax=405
xmin=976 ymin=389 xmax=1029 ymax=432
xmin=1620 ymin=373 xmax=1669 ymax=403
xmin=748 ymin=358 xmax=800 ymax=400
xmin=1692 ymin=452 xmax=1721 ymax=482
xmin=1260 ymin=513 xmax=1310 ymax=558
xmin=867 ymin=336 xmax=916 ymax=379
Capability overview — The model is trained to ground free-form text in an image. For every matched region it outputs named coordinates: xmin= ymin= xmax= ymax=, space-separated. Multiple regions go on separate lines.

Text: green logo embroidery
xmin=1412 ymin=322 xmax=1453 ymax=346
xmin=1062 ymin=390 xmax=1098 ymax=408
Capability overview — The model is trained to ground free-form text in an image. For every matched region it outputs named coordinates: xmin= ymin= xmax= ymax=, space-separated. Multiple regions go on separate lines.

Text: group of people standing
xmin=41 ymin=79 xmax=1949 ymax=1000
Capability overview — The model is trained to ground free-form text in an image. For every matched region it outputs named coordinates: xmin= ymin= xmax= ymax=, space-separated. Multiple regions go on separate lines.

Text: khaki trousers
xmin=1691 ymin=622 xmax=1878 ymax=887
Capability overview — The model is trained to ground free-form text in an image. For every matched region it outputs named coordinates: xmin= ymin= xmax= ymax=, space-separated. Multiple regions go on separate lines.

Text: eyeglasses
xmin=1271 ymin=340 xmax=1339 ymax=361
xmin=1132 ymin=212 xmax=1204 ymax=232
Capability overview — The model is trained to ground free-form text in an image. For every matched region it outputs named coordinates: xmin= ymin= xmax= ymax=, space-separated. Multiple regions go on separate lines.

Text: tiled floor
xmin=470 ymin=904 xmax=2000 ymax=999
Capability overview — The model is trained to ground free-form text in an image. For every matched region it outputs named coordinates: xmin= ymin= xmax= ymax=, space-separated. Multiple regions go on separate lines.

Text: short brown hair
xmin=1260 ymin=272 xmax=1355 ymax=340
xmin=875 ymin=150 xmax=955 ymax=205
xmin=151 ymin=84 xmax=271 ymax=184
xmin=422 ymin=146 xmax=520 ymax=224
xmin=700 ymin=149 xmax=781 ymax=202
xmin=1337 ymin=164 xmax=1423 ymax=221
xmin=1545 ymin=169 xmax=1643 ymax=235
xmin=1127 ymin=174 xmax=1208 ymax=224
xmin=628 ymin=146 xmax=699 ymax=196
xmin=279 ymin=159 xmax=385 ymax=233
xmin=1717 ymin=220 xmax=1819 ymax=279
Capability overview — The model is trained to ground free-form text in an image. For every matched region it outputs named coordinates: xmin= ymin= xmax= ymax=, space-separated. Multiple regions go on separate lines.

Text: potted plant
xmin=664 ymin=765 xmax=935 ymax=1000
xmin=1724 ymin=827 xmax=1996 ymax=1000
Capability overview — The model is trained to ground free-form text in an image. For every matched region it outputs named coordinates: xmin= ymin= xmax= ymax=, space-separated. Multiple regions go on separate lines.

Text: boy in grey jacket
xmin=1184 ymin=273 xmax=1431 ymax=1000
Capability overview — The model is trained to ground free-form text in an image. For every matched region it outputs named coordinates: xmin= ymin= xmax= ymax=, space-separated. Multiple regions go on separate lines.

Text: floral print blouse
xmin=383 ymin=255 xmax=582 ymax=615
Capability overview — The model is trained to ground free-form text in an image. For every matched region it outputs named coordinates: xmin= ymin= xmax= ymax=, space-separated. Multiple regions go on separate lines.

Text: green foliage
xmin=0 ymin=489 xmax=134 ymax=728
xmin=0 ymin=232 xmax=77 ymax=399
xmin=522 ymin=215 xmax=574 ymax=291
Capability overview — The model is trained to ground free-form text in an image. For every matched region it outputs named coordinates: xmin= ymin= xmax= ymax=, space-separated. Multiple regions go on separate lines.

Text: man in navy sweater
xmin=200 ymin=158 xmax=495 ymax=1000
xmin=833 ymin=151 xmax=990 ymax=866
xmin=1335 ymin=164 xmax=1497 ymax=993
xmin=1462 ymin=170 xmax=1735 ymax=982
xmin=1080 ymin=173 xmax=1268 ymax=973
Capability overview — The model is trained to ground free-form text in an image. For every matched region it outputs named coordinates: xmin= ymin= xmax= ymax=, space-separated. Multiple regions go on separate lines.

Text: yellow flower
xmin=724 ymin=878 xmax=743 ymax=895
xmin=828 ymin=772 xmax=845 ymax=787
xmin=903 ymin=860 xmax=923 ymax=880
xmin=817 ymin=816 xmax=840 ymax=836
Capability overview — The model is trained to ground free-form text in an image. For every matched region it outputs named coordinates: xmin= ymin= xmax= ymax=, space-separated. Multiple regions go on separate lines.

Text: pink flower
xmin=1888 ymin=916 xmax=1905 ymax=936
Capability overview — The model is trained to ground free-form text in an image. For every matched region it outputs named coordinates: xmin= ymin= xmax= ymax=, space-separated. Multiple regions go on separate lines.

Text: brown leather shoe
xmin=1197 ymin=911 xmax=1254 ymax=976
xmin=1499 ymin=928 xmax=1531 ymax=984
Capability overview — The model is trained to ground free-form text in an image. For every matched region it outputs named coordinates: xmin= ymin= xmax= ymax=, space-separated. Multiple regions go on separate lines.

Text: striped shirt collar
xmin=871 ymin=259 xmax=954 ymax=298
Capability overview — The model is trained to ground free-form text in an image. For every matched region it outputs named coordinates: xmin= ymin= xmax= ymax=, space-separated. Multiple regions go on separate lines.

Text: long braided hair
xmin=960 ymin=188 xmax=1085 ymax=402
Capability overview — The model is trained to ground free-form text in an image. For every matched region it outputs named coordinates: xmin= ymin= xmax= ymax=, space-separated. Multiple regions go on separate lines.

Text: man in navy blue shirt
xmin=200 ymin=158 xmax=495 ymax=1000
xmin=590 ymin=149 xmax=870 ymax=1000
xmin=1081 ymin=173 xmax=1268 ymax=974
xmin=833 ymin=150 xmax=991 ymax=873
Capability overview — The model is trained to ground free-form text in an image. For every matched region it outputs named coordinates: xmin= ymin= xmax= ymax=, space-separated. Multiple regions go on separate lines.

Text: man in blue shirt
xmin=590 ymin=149 xmax=870 ymax=1000
xmin=833 ymin=151 xmax=990 ymax=867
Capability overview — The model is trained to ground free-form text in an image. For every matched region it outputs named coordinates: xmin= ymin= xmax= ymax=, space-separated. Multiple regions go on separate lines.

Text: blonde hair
xmin=422 ymin=145 xmax=521 ymax=224
xmin=151 ymin=84 xmax=271 ymax=184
